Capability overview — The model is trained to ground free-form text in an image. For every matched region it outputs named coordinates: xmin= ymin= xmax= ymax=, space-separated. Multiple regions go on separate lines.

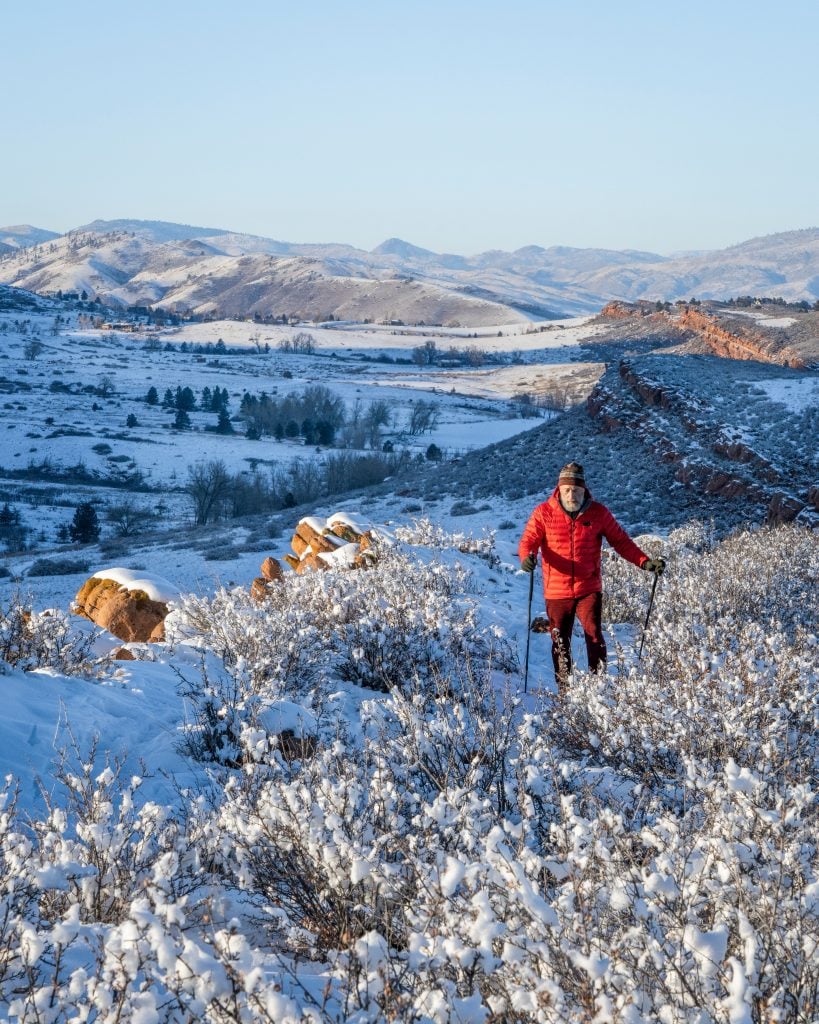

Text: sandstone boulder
xmin=250 ymin=556 xmax=285 ymax=603
xmin=74 ymin=568 xmax=179 ymax=643
xmin=260 ymin=556 xmax=284 ymax=582
xmin=254 ymin=512 xmax=381 ymax=590
xmin=284 ymin=512 xmax=378 ymax=575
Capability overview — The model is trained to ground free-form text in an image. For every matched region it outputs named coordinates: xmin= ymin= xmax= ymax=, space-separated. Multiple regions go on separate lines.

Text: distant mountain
xmin=0 ymin=230 xmax=530 ymax=326
xmin=1 ymin=220 xmax=818 ymax=320
xmin=0 ymin=224 xmax=61 ymax=249
xmin=73 ymin=218 xmax=234 ymax=243
xmin=372 ymin=238 xmax=438 ymax=259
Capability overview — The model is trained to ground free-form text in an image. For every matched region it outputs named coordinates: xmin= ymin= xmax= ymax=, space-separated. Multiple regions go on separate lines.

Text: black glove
xmin=643 ymin=558 xmax=666 ymax=575
xmin=521 ymin=554 xmax=537 ymax=572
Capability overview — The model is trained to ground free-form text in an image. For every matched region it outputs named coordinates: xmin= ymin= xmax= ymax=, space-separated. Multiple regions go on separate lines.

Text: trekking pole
xmin=637 ymin=570 xmax=660 ymax=661
xmin=524 ymin=567 xmax=535 ymax=693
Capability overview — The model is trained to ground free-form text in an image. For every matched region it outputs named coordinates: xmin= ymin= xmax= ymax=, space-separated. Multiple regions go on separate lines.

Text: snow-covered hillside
xmin=3 ymin=221 xmax=819 ymax=320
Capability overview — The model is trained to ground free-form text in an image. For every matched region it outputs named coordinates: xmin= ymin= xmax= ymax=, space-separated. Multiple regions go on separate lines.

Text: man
xmin=518 ymin=462 xmax=665 ymax=692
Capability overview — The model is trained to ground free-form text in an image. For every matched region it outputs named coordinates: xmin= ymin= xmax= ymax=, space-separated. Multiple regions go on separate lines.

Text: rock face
xmin=597 ymin=301 xmax=808 ymax=368
xmin=250 ymin=555 xmax=285 ymax=602
xmin=74 ymin=576 xmax=170 ymax=642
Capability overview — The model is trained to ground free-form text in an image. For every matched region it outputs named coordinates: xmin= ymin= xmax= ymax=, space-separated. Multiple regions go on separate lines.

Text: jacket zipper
xmin=570 ymin=515 xmax=575 ymax=595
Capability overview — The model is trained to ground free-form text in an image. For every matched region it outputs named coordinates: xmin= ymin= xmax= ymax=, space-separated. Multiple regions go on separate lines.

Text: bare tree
xmin=24 ymin=338 xmax=44 ymax=360
xmin=279 ymin=331 xmax=317 ymax=355
xmin=187 ymin=460 xmax=232 ymax=526
xmin=366 ymin=399 xmax=391 ymax=448
xmin=105 ymin=499 xmax=157 ymax=537
xmin=96 ymin=374 xmax=116 ymax=398
xmin=408 ymin=399 xmax=440 ymax=435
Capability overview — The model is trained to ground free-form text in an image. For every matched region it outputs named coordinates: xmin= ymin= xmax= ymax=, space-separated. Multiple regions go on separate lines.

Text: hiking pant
xmin=546 ymin=591 xmax=606 ymax=691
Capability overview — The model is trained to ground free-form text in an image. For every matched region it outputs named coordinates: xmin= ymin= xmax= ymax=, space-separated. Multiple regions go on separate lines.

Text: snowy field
xmin=0 ymin=303 xmax=605 ymax=586
xmin=750 ymin=375 xmax=819 ymax=413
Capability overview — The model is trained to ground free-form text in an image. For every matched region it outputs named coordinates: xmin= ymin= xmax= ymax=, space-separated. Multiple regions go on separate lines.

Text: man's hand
xmin=521 ymin=554 xmax=537 ymax=572
xmin=643 ymin=557 xmax=666 ymax=575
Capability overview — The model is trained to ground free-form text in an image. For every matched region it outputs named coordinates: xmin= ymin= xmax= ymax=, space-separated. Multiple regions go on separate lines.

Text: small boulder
xmin=74 ymin=568 xmax=179 ymax=643
xmin=260 ymin=556 xmax=284 ymax=582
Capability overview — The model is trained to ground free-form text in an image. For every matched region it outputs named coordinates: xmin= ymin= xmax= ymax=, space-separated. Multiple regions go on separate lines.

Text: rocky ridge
xmin=586 ymin=358 xmax=818 ymax=526
xmin=595 ymin=301 xmax=815 ymax=367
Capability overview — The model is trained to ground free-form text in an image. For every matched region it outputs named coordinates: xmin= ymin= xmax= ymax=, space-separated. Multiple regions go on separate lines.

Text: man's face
xmin=559 ymin=484 xmax=585 ymax=511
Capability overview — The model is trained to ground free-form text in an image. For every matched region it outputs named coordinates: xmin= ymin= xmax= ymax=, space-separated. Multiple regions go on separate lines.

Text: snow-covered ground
xmin=750 ymin=375 xmax=819 ymax=413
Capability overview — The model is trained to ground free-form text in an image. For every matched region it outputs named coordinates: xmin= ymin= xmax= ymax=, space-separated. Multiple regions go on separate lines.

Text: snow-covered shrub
xmin=1 ymin=521 xmax=816 ymax=1021
xmin=22 ymin=740 xmax=200 ymax=926
xmin=167 ymin=584 xmax=326 ymax=698
xmin=394 ymin=516 xmax=500 ymax=566
xmin=166 ymin=584 xmax=327 ymax=764
xmin=309 ymin=549 xmax=514 ymax=690
xmin=0 ymin=756 xmax=303 ymax=1022
xmin=0 ymin=593 xmax=108 ymax=677
xmin=187 ymin=522 xmax=818 ymax=1022
xmin=169 ymin=544 xmax=513 ymax=706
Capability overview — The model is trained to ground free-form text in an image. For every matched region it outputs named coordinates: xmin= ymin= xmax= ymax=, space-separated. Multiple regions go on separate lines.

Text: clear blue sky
xmin=4 ymin=0 xmax=818 ymax=254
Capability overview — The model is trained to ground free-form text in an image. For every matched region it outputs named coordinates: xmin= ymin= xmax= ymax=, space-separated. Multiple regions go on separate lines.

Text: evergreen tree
xmin=69 ymin=502 xmax=100 ymax=543
xmin=316 ymin=419 xmax=336 ymax=446
xmin=201 ymin=386 xmax=213 ymax=411
xmin=176 ymin=386 xmax=196 ymax=412
xmin=174 ymin=409 xmax=192 ymax=430
xmin=162 ymin=388 xmax=175 ymax=409
xmin=213 ymin=386 xmax=229 ymax=413
xmin=145 ymin=386 xmax=159 ymax=405
xmin=215 ymin=408 xmax=234 ymax=434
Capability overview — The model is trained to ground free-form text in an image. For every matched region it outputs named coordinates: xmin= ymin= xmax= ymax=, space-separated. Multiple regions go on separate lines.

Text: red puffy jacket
xmin=518 ymin=488 xmax=648 ymax=600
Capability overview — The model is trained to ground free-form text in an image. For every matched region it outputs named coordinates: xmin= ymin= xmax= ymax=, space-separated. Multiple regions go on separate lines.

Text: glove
xmin=521 ymin=554 xmax=537 ymax=572
xmin=643 ymin=558 xmax=666 ymax=575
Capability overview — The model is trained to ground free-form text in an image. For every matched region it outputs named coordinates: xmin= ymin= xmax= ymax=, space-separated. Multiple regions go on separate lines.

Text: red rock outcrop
xmin=74 ymin=577 xmax=169 ymax=642
xmin=676 ymin=308 xmax=806 ymax=367
xmin=766 ymin=492 xmax=805 ymax=524
xmin=252 ymin=514 xmax=378 ymax=600
xmin=597 ymin=301 xmax=807 ymax=368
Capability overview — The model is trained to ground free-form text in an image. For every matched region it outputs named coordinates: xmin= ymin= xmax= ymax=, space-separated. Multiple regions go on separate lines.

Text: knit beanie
xmin=558 ymin=462 xmax=586 ymax=486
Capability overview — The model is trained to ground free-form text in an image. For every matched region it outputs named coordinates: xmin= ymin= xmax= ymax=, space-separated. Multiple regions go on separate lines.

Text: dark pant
xmin=546 ymin=591 xmax=606 ymax=691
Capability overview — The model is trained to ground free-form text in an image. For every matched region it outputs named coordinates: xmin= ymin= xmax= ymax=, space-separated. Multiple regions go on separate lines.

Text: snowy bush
xmin=0 ymin=593 xmax=108 ymax=678
xmin=0 ymin=522 xmax=816 ymax=1021
xmin=395 ymin=516 xmax=500 ymax=566
xmin=167 ymin=545 xmax=514 ymax=766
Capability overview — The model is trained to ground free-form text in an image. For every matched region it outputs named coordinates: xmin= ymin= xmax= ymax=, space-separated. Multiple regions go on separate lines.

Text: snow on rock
xmin=279 ymin=510 xmax=379 ymax=575
xmin=91 ymin=567 xmax=181 ymax=604
xmin=74 ymin=567 xmax=180 ymax=642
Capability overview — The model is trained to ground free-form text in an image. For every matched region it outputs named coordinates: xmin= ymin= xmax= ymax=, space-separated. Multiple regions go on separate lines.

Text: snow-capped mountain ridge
xmin=2 ymin=220 xmax=819 ymax=319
